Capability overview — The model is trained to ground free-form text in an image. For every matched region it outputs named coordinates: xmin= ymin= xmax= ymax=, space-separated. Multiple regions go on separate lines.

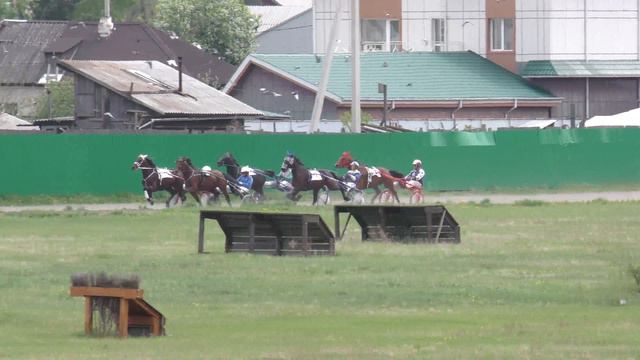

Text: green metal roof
xmin=251 ymin=52 xmax=555 ymax=101
xmin=522 ymin=60 xmax=640 ymax=78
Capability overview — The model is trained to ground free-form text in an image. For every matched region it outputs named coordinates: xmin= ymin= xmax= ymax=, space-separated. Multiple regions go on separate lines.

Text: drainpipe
xmin=505 ymin=99 xmax=518 ymax=127
xmin=177 ymin=56 xmax=183 ymax=93
xmin=450 ymin=99 xmax=463 ymax=130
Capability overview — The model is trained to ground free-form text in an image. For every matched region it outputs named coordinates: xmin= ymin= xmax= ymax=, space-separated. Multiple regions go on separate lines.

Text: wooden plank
xmin=70 ymin=287 xmax=143 ymax=299
xmin=302 ymin=217 xmax=309 ymax=256
xmin=334 ymin=207 xmax=340 ymax=241
xmin=435 ymin=209 xmax=447 ymax=243
xmin=119 ymin=298 xmax=129 ymax=338
xmin=128 ymin=315 xmax=154 ymax=326
xmin=84 ymin=296 xmax=93 ymax=335
xmin=198 ymin=212 xmax=205 ymax=254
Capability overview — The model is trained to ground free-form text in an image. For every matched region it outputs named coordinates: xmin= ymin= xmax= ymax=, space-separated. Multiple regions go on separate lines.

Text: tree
xmin=154 ymin=0 xmax=258 ymax=64
xmin=35 ymin=79 xmax=75 ymax=119
xmin=0 ymin=0 xmax=33 ymax=19
xmin=72 ymin=0 xmax=157 ymax=22
xmin=31 ymin=0 xmax=81 ymax=20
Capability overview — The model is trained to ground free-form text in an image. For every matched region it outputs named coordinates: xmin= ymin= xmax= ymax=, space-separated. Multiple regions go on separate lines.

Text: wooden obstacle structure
xmin=70 ymin=286 xmax=165 ymax=337
xmin=334 ymin=205 xmax=461 ymax=243
xmin=198 ymin=210 xmax=335 ymax=255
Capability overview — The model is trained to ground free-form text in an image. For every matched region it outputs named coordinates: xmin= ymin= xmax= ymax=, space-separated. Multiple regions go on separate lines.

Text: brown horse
xmin=280 ymin=153 xmax=347 ymax=205
xmin=132 ymin=154 xmax=186 ymax=207
xmin=334 ymin=151 xmax=403 ymax=203
xmin=175 ymin=157 xmax=231 ymax=206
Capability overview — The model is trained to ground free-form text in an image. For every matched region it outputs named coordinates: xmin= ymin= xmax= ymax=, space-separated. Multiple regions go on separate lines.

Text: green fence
xmin=1 ymin=128 xmax=639 ymax=196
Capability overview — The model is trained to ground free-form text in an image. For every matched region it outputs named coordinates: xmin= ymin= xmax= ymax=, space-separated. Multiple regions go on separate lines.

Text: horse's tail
xmin=262 ymin=169 xmax=276 ymax=178
xmin=389 ymin=170 xmax=404 ymax=179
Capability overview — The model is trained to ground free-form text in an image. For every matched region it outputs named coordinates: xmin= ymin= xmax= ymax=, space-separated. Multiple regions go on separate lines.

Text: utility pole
xmin=308 ymin=1 xmax=343 ymax=133
xmin=378 ymin=83 xmax=387 ymax=127
xmin=351 ymin=0 xmax=361 ymax=133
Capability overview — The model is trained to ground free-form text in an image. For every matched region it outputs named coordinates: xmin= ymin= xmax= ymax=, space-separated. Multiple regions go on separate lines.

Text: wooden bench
xmin=198 ymin=210 xmax=335 ymax=256
xmin=334 ymin=205 xmax=461 ymax=243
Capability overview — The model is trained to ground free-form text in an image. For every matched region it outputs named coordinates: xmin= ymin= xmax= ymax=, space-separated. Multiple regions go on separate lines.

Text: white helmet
xmin=350 ymin=161 xmax=359 ymax=168
xmin=201 ymin=165 xmax=212 ymax=172
xmin=240 ymin=166 xmax=251 ymax=173
xmin=412 ymin=159 xmax=422 ymax=166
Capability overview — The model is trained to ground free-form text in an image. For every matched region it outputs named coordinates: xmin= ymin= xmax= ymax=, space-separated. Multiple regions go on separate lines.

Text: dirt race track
xmin=2 ymin=190 xmax=640 ymax=213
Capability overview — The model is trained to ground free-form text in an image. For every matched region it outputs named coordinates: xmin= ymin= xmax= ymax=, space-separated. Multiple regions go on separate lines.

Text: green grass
xmin=1 ymin=203 xmax=640 ymax=359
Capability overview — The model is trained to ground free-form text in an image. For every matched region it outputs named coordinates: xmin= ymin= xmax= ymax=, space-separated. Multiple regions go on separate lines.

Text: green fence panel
xmin=1 ymin=128 xmax=640 ymax=196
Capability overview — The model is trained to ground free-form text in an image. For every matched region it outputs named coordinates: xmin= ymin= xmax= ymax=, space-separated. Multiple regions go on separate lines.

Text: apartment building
xmin=313 ymin=0 xmax=640 ymax=122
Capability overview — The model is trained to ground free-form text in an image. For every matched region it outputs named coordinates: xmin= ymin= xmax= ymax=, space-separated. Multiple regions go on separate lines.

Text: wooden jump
xmin=198 ymin=210 xmax=335 ymax=256
xmin=334 ymin=205 xmax=461 ymax=243
xmin=70 ymin=286 xmax=165 ymax=338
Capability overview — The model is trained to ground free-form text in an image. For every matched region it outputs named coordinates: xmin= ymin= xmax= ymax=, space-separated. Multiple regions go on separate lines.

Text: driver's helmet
xmin=412 ymin=159 xmax=422 ymax=166
xmin=201 ymin=165 xmax=212 ymax=172
xmin=240 ymin=166 xmax=251 ymax=173
xmin=350 ymin=161 xmax=360 ymax=168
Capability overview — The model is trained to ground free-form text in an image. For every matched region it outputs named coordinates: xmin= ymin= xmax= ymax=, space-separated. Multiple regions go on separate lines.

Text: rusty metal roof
xmin=58 ymin=60 xmax=262 ymax=117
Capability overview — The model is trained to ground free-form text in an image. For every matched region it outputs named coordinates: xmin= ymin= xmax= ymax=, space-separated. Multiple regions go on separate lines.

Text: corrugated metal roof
xmin=275 ymin=0 xmax=311 ymax=6
xmin=0 ymin=20 xmax=67 ymax=84
xmin=248 ymin=52 xmax=557 ymax=101
xmin=59 ymin=60 xmax=262 ymax=117
xmin=0 ymin=112 xmax=33 ymax=130
xmin=522 ymin=60 xmax=640 ymax=78
xmin=248 ymin=6 xmax=310 ymax=34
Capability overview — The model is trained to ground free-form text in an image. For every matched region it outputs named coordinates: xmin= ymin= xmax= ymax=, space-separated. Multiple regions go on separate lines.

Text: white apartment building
xmin=313 ymin=0 xmax=640 ymax=121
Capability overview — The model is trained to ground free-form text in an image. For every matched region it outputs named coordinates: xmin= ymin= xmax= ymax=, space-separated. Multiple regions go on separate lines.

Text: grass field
xmin=1 ymin=202 xmax=640 ymax=359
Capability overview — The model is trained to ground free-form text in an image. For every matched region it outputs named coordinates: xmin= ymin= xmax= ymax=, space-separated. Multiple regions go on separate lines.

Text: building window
xmin=490 ymin=18 xmax=513 ymax=51
xmin=432 ymin=18 xmax=445 ymax=52
xmin=362 ymin=19 xmax=401 ymax=52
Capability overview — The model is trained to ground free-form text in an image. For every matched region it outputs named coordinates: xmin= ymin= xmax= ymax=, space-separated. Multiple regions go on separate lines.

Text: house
xmin=58 ymin=60 xmax=262 ymax=132
xmin=0 ymin=21 xmax=68 ymax=118
xmin=0 ymin=20 xmax=236 ymax=119
xmin=249 ymin=5 xmax=313 ymax=53
xmin=224 ymin=51 xmax=560 ymax=130
xmin=313 ymin=0 xmax=640 ymax=123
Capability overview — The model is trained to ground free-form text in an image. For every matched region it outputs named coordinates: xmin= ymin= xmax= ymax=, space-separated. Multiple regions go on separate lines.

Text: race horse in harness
xmin=216 ymin=152 xmax=275 ymax=202
xmin=175 ymin=156 xmax=231 ymax=206
xmin=280 ymin=153 xmax=347 ymax=205
xmin=132 ymin=154 xmax=186 ymax=207
xmin=335 ymin=151 xmax=404 ymax=203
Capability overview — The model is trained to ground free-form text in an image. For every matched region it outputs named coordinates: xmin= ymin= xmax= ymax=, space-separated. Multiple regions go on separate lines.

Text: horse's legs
xmin=370 ymin=186 xmax=381 ymax=203
xmin=144 ymin=189 xmax=155 ymax=206
xmin=287 ymin=189 xmax=300 ymax=202
xmin=165 ymin=191 xmax=176 ymax=208
xmin=312 ymin=187 xmax=319 ymax=205
xmin=221 ymin=184 xmax=232 ymax=206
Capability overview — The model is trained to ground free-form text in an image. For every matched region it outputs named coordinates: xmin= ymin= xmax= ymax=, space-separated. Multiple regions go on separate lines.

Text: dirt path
xmin=2 ymin=190 xmax=640 ymax=213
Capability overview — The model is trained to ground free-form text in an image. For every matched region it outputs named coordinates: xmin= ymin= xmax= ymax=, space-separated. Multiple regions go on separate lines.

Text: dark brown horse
xmin=280 ymin=153 xmax=346 ymax=205
xmin=216 ymin=152 xmax=274 ymax=202
xmin=335 ymin=151 xmax=403 ymax=203
xmin=175 ymin=157 xmax=231 ymax=206
xmin=132 ymin=154 xmax=186 ymax=207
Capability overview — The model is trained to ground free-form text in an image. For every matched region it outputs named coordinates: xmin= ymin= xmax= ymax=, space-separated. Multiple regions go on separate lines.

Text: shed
xmin=57 ymin=60 xmax=262 ymax=131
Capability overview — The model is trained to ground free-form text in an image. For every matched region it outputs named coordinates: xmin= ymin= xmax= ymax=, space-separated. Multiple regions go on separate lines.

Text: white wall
xmin=313 ymin=0 xmax=640 ymax=61
xmin=401 ymin=0 xmax=485 ymax=54
xmin=516 ymin=0 xmax=640 ymax=62
xmin=313 ymin=0 xmax=485 ymax=54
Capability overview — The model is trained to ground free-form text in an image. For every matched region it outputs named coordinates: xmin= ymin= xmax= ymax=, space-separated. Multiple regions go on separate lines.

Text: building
xmin=249 ymin=5 xmax=313 ymax=53
xmin=0 ymin=20 xmax=236 ymax=119
xmin=313 ymin=0 xmax=640 ymax=122
xmin=224 ymin=52 xmax=560 ymax=130
xmin=58 ymin=60 xmax=262 ymax=132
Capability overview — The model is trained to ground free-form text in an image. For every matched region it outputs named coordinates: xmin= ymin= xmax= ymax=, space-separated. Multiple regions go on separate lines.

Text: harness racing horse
xmin=280 ymin=153 xmax=347 ymax=205
xmin=175 ymin=157 xmax=231 ymax=206
xmin=216 ymin=152 xmax=274 ymax=202
xmin=132 ymin=154 xmax=186 ymax=207
xmin=334 ymin=151 xmax=403 ymax=203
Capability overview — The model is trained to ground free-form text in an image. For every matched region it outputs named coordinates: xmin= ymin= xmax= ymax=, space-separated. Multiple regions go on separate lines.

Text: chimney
xmin=178 ymin=56 xmax=183 ymax=93
xmin=98 ymin=0 xmax=114 ymax=38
